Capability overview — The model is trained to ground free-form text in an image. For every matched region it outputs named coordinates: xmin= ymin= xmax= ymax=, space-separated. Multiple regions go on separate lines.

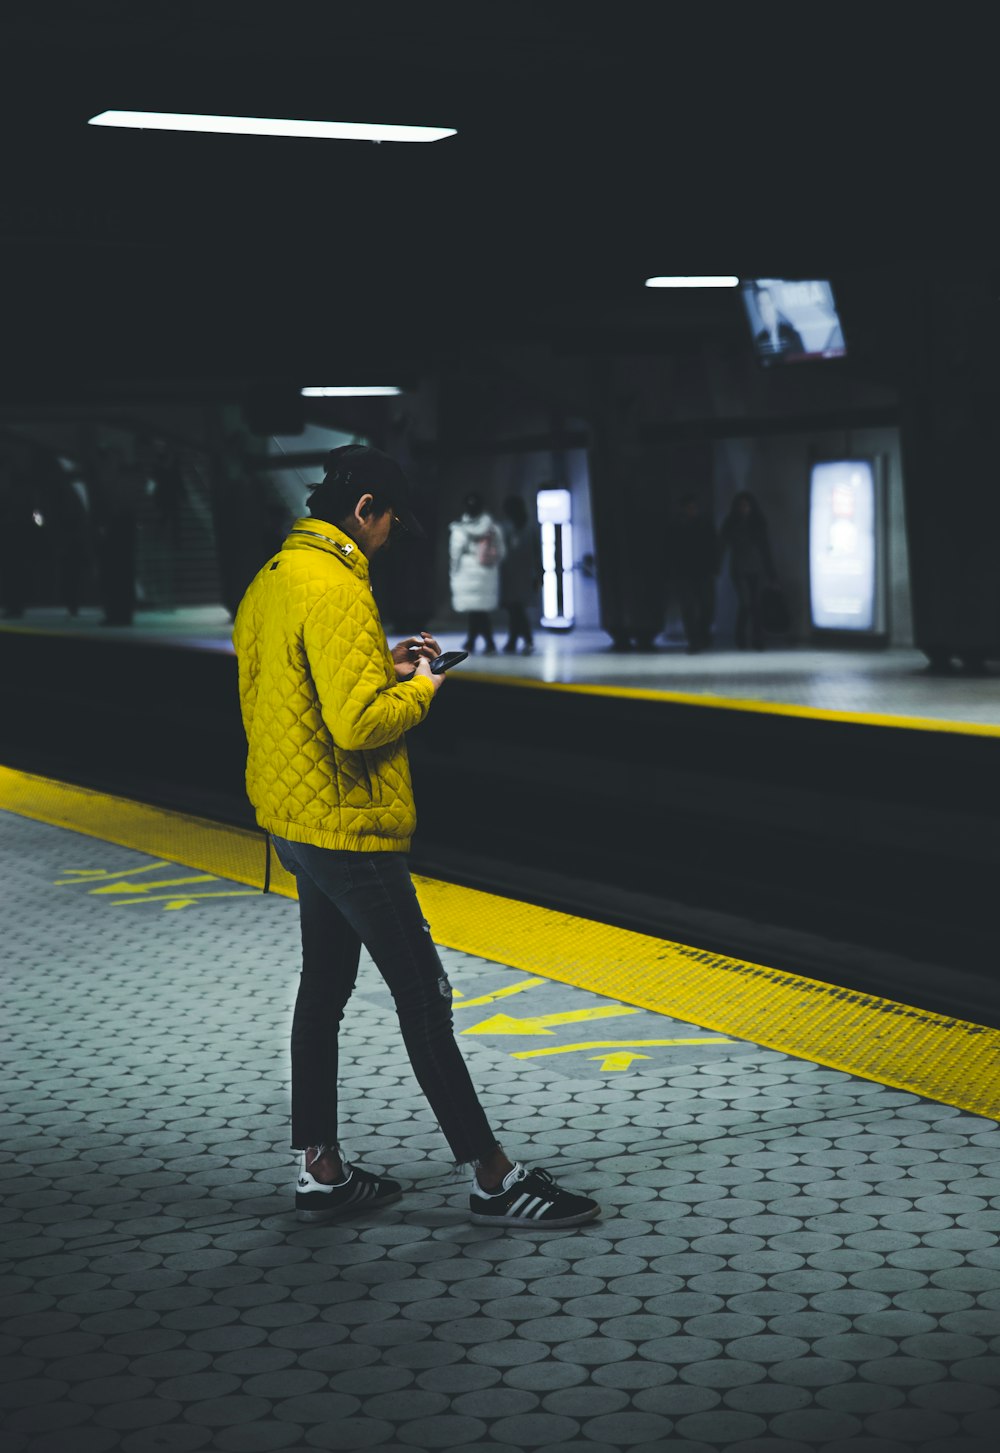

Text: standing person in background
xmin=671 ymin=493 xmax=719 ymax=654
xmin=91 ymin=442 xmax=143 ymax=626
xmin=146 ymin=437 xmax=186 ymax=613
xmin=38 ymin=450 xmax=89 ymax=618
xmin=0 ymin=439 xmax=37 ymax=619
xmin=448 ymin=492 xmax=505 ymax=654
xmin=212 ymin=430 xmax=261 ymax=622
xmin=498 ymin=494 xmax=540 ymax=655
xmin=719 ymin=490 xmax=778 ymax=651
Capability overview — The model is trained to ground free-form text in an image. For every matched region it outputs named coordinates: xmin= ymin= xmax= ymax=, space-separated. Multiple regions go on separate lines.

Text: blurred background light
xmin=88 ymin=112 xmax=456 ymax=143
xmin=644 ymin=276 xmax=740 ymax=288
xmin=300 ymin=387 xmax=403 ymax=397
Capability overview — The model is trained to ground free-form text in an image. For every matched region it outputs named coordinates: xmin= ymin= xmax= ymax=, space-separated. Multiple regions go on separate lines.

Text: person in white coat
xmin=448 ymin=492 xmax=506 ymax=653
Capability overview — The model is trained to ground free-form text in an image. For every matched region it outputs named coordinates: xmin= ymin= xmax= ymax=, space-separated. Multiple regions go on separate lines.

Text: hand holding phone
xmin=412 ymin=654 xmax=447 ymax=693
xmin=430 ymin=651 xmax=468 ymax=673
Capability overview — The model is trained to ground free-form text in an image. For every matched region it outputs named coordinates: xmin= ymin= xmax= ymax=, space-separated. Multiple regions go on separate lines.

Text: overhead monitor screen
xmin=809 ymin=459 xmax=878 ymax=631
xmin=742 ymin=278 xmax=846 ymax=366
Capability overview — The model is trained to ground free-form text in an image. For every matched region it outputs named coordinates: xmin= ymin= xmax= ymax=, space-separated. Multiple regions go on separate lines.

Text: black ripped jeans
xmin=272 ymin=838 xmax=500 ymax=1165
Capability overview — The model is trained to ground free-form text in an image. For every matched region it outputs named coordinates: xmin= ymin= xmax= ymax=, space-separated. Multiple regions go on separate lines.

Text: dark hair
xmin=307 ymin=444 xmax=396 ymax=526
xmin=502 ymin=494 xmax=528 ymax=528
xmin=463 ymin=492 xmax=484 ymax=516
xmin=308 ymin=480 xmax=392 ymax=526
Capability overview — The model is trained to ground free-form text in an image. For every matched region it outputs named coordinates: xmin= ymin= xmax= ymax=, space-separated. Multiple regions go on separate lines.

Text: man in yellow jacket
xmin=234 ymin=445 xmax=599 ymax=1229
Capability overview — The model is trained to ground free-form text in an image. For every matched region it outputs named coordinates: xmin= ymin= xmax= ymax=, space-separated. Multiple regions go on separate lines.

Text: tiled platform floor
xmin=3 ymin=610 xmax=998 ymax=727
xmin=2 ymin=809 xmax=1000 ymax=1453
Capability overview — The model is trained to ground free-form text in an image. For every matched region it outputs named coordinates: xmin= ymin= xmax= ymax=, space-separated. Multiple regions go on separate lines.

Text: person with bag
xmin=233 ymin=446 xmax=599 ymax=1229
xmin=448 ymin=491 xmax=506 ymax=653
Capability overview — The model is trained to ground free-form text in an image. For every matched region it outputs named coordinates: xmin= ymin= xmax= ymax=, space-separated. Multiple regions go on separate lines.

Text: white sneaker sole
xmin=469 ymin=1204 xmax=601 ymax=1229
xmin=296 ymin=1188 xmax=402 ymax=1222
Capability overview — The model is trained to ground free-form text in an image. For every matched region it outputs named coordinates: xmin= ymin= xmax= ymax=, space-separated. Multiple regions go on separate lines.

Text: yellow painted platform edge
xmin=457 ymin=670 xmax=1000 ymax=740
xmin=2 ymin=762 xmax=999 ymax=1122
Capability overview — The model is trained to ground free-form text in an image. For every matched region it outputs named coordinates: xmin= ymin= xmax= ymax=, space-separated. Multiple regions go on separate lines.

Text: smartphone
xmin=430 ymin=651 xmax=469 ymax=674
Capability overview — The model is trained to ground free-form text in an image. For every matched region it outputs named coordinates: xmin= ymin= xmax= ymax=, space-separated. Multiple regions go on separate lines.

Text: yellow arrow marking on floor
xmin=452 ymin=978 xmax=546 ymax=1008
xmin=461 ymin=1006 xmax=641 ymax=1036
xmin=91 ymin=874 xmax=218 ymax=895
xmin=110 ymin=890 xmax=260 ymax=909
xmin=54 ymin=862 xmax=171 ymax=884
xmin=590 ymin=1052 xmax=652 ymax=1070
xmin=511 ymin=1037 xmax=735 ymax=1058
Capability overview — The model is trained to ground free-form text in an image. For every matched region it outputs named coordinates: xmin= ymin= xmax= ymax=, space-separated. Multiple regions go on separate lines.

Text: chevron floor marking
xmin=511 ymin=1037 xmax=736 ymax=1059
xmin=460 ymin=1006 xmax=641 ymax=1036
xmin=451 ymin=977 xmax=546 ymax=1008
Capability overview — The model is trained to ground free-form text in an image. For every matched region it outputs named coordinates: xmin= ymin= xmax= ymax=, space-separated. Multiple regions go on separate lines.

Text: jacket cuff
xmin=410 ymin=675 xmax=436 ymax=703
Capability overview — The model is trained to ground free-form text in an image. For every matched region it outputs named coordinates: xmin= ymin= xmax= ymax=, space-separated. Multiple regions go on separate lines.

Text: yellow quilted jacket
xmin=232 ymin=517 xmax=436 ymax=852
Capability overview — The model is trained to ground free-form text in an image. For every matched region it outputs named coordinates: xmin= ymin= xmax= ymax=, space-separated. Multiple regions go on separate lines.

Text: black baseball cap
xmin=308 ymin=444 xmax=426 ymax=538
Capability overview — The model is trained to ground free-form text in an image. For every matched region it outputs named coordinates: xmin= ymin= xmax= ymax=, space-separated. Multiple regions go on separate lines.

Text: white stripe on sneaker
xmin=533 ymin=1201 xmax=554 ymax=1219
xmin=518 ymin=1196 xmax=543 ymax=1217
xmin=508 ymin=1192 xmax=532 ymax=1214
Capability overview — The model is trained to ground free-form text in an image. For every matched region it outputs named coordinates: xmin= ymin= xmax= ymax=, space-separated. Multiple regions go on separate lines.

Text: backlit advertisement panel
xmin=537 ymin=488 xmax=574 ymax=628
xmin=809 ymin=460 xmax=879 ymax=631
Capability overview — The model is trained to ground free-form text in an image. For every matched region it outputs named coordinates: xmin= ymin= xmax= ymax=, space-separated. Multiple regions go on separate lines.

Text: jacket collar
xmin=284 ymin=517 xmax=370 ymax=579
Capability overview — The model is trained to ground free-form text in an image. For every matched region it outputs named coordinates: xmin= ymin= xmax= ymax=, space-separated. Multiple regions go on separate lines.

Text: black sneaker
xmin=295 ymin=1155 xmax=402 ymax=1222
xmin=469 ymin=1163 xmax=600 ymax=1228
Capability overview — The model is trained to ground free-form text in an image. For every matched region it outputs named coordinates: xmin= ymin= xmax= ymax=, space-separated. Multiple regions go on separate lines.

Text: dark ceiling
xmin=1 ymin=2 xmax=994 ymax=393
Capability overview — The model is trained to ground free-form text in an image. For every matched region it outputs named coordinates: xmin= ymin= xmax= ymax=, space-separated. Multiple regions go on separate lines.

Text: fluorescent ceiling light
xmin=645 ymin=275 xmax=740 ymax=288
xmin=301 ymin=386 xmax=402 ymax=397
xmin=88 ymin=111 xmax=456 ymax=143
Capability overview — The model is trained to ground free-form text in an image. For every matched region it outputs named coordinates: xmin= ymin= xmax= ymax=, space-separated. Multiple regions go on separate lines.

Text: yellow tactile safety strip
xmin=2 ymin=762 xmax=999 ymax=1121
xmin=0 ymin=764 xmax=296 ymax=901
xmin=458 ymin=670 xmax=1000 ymax=740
